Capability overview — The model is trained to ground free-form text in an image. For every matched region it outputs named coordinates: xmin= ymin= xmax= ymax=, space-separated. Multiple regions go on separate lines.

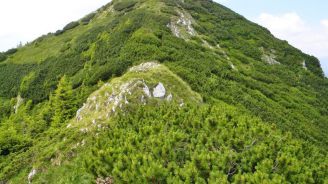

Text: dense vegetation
xmin=0 ymin=0 xmax=327 ymax=183
xmin=0 ymin=52 xmax=7 ymax=62
xmin=3 ymin=103 xmax=328 ymax=183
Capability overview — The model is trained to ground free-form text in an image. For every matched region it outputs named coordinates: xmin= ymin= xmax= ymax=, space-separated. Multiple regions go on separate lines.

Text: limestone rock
xmin=168 ymin=10 xmax=197 ymax=40
xmin=71 ymin=62 xmax=202 ymax=133
xmin=202 ymin=40 xmax=214 ymax=49
xmin=302 ymin=61 xmax=307 ymax=70
xmin=28 ymin=169 xmax=37 ymax=183
xmin=143 ymin=84 xmax=151 ymax=97
xmin=14 ymin=95 xmax=24 ymax=114
xmin=166 ymin=93 xmax=173 ymax=101
xmin=96 ymin=177 xmax=114 ymax=184
xmin=230 ymin=63 xmax=237 ymax=71
xmin=262 ymin=54 xmax=280 ymax=65
xmin=153 ymin=83 xmax=166 ymax=98
xmin=168 ymin=22 xmax=180 ymax=38
xmin=177 ymin=11 xmax=196 ymax=36
xmin=129 ymin=62 xmax=160 ymax=72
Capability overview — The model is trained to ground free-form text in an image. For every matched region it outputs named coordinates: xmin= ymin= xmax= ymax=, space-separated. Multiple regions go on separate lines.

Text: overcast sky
xmin=0 ymin=0 xmax=109 ymax=51
xmin=0 ymin=0 xmax=327 ymax=76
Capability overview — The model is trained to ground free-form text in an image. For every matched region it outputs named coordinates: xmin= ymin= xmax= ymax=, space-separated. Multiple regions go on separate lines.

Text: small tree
xmin=51 ymin=76 xmax=76 ymax=126
xmin=0 ymin=52 xmax=7 ymax=62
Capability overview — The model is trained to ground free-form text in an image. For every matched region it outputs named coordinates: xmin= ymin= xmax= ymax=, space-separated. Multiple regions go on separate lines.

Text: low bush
xmin=63 ymin=21 xmax=80 ymax=31
xmin=54 ymin=30 xmax=64 ymax=36
xmin=4 ymin=48 xmax=17 ymax=55
xmin=0 ymin=53 xmax=6 ymax=62
xmin=81 ymin=13 xmax=97 ymax=25
xmin=113 ymin=1 xmax=137 ymax=11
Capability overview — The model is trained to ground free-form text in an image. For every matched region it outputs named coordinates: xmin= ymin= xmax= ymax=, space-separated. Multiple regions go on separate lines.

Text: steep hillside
xmin=0 ymin=0 xmax=327 ymax=183
xmin=1 ymin=63 xmax=327 ymax=183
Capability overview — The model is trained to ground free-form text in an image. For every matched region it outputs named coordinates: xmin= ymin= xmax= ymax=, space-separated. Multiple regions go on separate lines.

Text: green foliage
xmin=2 ymin=103 xmax=326 ymax=183
xmin=0 ymin=52 xmax=6 ymax=62
xmin=63 ymin=21 xmax=80 ymax=31
xmin=0 ymin=0 xmax=327 ymax=182
xmin=17 ymin=51 xmax=85 ymax=103
xmin=0 ymin=98 xmax=11 ymax=119
xmin=82 ymin=104 xmax=326 ymax=183
xmin=4 ymin=48 xmax=18 ymax=55
xmin=0 ymin=63 xmax=35 ymax=98
xmin=54 ymin=30 xmax=64 ymax=36
xmin=0 ymin=126 xmax=31 ymax=156
xmin=51 ymin=76 xmax=76 ymax=126
xmin=304 ymin=55 xmax=324 ymax=77
xmin=81 ymin=13 xmax=97 ymax=25
xmin=19 ymin=72 xmax=36 ymax=96
xmin=113 ymin=0 xmax=137 ymax=11
xmin=54 ymin=21 xmax=80 ymax=36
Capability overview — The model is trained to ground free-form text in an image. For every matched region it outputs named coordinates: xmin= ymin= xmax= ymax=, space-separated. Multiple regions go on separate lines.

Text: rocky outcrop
xmin=71 ymin=62 xmax=202 ymax=132
xmin=202 ymin=40 xmax=214 ymax=49
xmin=262 ymin=54 xmax=280 ymax=65
xmin=262 ymin=55 xmax=280 ymax=65
xmin=168 ymin=10 xmax=197 ymax=40
xmin=13 ymin=95 xmax=24 ymax=114
xmin=143 ymin=84 xmax=151 ymax=97
xmin=177 ymin=11 xmax=197 ymax=36
xmin=75 ymin=80 xmax=152 ymax=122
xmin=96 ymin=177 xmax=114 ymax=184
xmin=153 ymin=82 xmax=166 ymax=98
xmin=302 ymin=60 xmax=308 ymax=70
xmin=230 ymin=62 xmax=237 ymax=71
xmin=166 ymin=93 xmax=173 ymax=101
xmin=260 ymin=48 xmax=280 ymax=65
xmin=75 ymin=80 xmax=170 ymax=125
xmin=129 ymin=62 xmax=160 ymax=72
xmin=28 ymin=169 xmax=37 ymax=183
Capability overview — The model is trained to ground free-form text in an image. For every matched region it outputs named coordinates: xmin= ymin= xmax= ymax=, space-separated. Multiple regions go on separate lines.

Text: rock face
xmin=230 ymin=63 xmax=237 ymax=71
xmin=28 ymin=169 xmax=37 ymax=183
xmin=75 ymin=80 xmax=152 ymax=122
xmin=166 ymin=93 xmax=173 ymax=101
xmin=168 ymin=10 xmax=197 ymax=40
xmin=260 ymin=48 xmax=280 ymax=65
xmin=262 ymin=54 xmax=280 ymax=65
xmin=177 ymin=11 xmax=197 ymax=36
xmin=14 ymin=95 xmax=24 ymax=114
xmin=302 ymin=61 xmax=308 ymax=70
xmin=153 ymin=83 xmax=166 ymax=98
xmin=129 ymin=62 xmax=160 ymax=72
xmin=202 ymin=40 xmax=214 ymax=49
xmin=143 ymin=84 xmax=151 ymax=97
xmin=96 ymin=177 xmax=114 ymax=184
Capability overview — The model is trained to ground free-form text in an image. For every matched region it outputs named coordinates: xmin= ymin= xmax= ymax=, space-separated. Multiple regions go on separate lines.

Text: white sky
xmin=0 ymin=0 xmax=327 ymax=75
xmin=0 ymin=0 xmax=109 ymax=51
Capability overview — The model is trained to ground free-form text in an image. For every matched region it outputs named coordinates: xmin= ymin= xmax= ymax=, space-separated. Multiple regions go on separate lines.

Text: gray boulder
xmin=153 ymin=83 xmax=166 ymax=98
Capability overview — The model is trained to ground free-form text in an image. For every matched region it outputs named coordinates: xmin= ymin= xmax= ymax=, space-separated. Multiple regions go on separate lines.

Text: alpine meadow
xmin=0 ymin=0 xmax=327 ymax=183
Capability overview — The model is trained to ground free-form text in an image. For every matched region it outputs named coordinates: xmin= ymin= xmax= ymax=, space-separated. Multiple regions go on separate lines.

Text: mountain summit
xmin=0 ymin=0 xmax=327 ymax=183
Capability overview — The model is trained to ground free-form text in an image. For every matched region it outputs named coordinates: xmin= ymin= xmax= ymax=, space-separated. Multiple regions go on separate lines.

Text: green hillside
xmin=0 ymin=0 xmax=327 ymax=183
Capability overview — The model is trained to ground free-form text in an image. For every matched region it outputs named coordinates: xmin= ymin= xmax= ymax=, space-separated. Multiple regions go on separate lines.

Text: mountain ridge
xmin=0 ymin=0 xmax=327 ymax=183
